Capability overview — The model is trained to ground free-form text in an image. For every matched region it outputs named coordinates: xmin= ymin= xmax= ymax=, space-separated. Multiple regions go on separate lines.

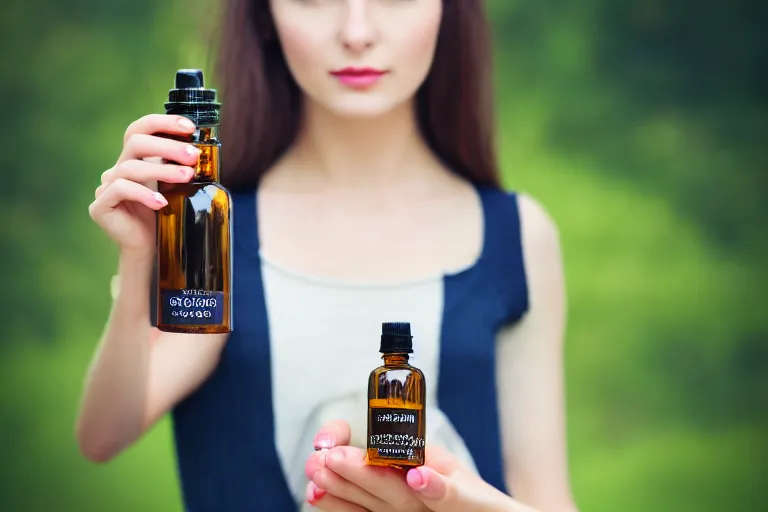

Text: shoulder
xmin=511 ymin=192 xmax=565 ymax=314
xmin=481 ymin=187 xmax=561 ymax=262
xmin=475 ymin=187 xmax=563 ymax=320
xmin=515 ymin=192 xmax=562 ymax=265
xmin=483 ymin=188 xmax=564 ymax=305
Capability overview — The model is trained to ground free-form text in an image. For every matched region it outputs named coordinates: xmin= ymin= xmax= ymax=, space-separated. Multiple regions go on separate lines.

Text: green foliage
xmin=1 ymin=0 xmax=764 ymax=510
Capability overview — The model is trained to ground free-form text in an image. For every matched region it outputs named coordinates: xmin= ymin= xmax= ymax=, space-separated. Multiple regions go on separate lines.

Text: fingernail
xmin=186 ymin=145 xmax=200 ymax=156
xmin=153 ymin=192 xmax=167 ymax=206
xmin=180 ymin=166 xmax=195 ymax=178
xmin=407 ymin=468 xmax=427 ymax=491
xmin=313 ymin=433 xmax=334 ymax=450
xmin=306 ymin=481 xmax=326 ymax=504
xmin=177 ymin=117 xmax=196 ymax=130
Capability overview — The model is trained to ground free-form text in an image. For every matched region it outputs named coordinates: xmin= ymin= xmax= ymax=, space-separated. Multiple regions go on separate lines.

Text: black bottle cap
xmin=380 ymin=322 xmax=413 ymax=354
xmin=175 ymin=69 xmax=204 ymax=89
xmin=165 ymin=69 xmax=220 ymax=124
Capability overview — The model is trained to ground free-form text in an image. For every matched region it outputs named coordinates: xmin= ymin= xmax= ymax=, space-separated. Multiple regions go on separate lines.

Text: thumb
xmin=405 ymin=445 xmax=463 ymax=506
xmin=406 ymin=459 xmax=523 ymax=512
xmin=406 ymin=466 xmax=453 ymax=503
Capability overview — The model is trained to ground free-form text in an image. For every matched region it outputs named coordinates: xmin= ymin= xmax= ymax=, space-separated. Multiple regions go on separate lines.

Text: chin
xmin=322 ymin=95 xmax=404 ymax=119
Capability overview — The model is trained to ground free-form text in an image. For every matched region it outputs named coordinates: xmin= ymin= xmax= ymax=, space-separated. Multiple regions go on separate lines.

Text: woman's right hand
xmin=88 ymin=114 xmax=202 ymax=254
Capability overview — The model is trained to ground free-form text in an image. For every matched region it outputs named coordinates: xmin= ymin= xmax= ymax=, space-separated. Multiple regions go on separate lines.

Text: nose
xmin=338 ymin=0 xmax=377 ymax=53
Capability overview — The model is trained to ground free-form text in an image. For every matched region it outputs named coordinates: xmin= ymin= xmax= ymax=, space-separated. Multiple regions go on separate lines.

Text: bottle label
xmin=160 ymin=289 xmax=224 ymax=325
xmin=368 ymin=407 xmax=425 ymax=459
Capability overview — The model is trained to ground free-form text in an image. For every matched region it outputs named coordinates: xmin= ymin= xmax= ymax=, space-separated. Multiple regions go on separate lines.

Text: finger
xmin=313 ymin=420 xmax=352 ymax=450
xmin=305 ymin=449 xmax=328 ymax=480
xmin=307 ymin=481 xmax=367 ymax=512
xmin=119 ymin=133 xmax=201 ymax=167
xmin=123 ymin=113 xmax=197 ymax=147
xmin=325 ymin=446 xmax=416 ymax=508
xmin=105 ymin=159 xmax=196 ymax=188
xmin=310 ymin=465 xmax=384 ymax=512
xmin=89 ymin=178 xmax=167 ymax=220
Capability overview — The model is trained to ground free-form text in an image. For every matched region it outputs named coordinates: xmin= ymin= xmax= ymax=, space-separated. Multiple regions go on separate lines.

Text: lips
xmin=330 ymin=67 xmax=388 ymax=89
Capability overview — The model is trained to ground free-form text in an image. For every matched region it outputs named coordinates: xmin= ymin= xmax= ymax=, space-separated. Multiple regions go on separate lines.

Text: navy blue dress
xmin=168 ymin=185 xmax=529 ymax=511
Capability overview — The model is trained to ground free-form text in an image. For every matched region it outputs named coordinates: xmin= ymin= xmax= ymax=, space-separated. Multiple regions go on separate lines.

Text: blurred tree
xmin=488 ymin=0 xmax=768 ymax=429
xmin=1 ymin=0 xmax=214 ymax=344
xmin=492 ymin=0 xmax=767 ymax=254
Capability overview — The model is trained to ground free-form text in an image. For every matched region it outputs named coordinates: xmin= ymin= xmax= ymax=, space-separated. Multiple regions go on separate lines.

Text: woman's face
xmin=269 ymin=0 xmax=443 ymax=119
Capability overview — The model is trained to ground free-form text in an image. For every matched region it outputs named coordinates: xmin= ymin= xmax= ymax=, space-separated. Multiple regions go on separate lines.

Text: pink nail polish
xmin=306 ymin=481 xmax=326 ymax=504
xmin=313 ymin=433 xmax=334 ymax=450
xmin=407 ymin=468 xmax=427 ymax=491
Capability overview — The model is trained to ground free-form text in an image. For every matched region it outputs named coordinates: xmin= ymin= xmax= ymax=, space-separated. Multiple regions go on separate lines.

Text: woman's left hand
xmin=304 ymin=420 xmax=537 ymax=512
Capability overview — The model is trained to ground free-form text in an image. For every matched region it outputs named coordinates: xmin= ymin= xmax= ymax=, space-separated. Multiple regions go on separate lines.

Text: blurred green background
xmin=2 ymin=0 xmax=765 ymax=510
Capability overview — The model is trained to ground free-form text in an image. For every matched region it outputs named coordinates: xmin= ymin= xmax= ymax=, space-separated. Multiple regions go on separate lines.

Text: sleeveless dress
xmin=165 ymin=184 xmax=529 ymax=511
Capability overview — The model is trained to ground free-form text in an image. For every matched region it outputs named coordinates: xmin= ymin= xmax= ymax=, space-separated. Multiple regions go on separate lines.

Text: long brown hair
xmin=214 ymin=0 xmax=500 ymax=191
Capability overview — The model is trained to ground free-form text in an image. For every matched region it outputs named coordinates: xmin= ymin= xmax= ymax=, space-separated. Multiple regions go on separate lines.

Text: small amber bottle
xmin=366 ymin=322 xmax=426 ymax=468
xmin=155 ymin=69 xmax=233 ymax=333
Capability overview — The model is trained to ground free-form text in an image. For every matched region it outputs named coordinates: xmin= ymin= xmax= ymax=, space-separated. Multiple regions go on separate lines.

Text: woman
xmin=78 ymin=0 xmax=578 ymax=511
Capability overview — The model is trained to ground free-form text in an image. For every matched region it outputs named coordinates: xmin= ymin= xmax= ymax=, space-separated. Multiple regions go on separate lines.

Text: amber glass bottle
xmin=155 ymin=69 xmax=232 ymax=334
xmin=366 ymin=322 xmax=426 ymax=468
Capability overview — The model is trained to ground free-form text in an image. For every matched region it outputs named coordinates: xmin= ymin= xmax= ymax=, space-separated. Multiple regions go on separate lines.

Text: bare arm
xmin=75 ymin=249 xmax=227 ymax=463
xmin=495 ymin=194 xmax=578 ymax=511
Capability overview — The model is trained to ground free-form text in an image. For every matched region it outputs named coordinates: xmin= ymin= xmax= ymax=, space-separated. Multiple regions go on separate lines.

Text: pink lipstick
xmin=330 ymin=67 xmax=388 ymax=89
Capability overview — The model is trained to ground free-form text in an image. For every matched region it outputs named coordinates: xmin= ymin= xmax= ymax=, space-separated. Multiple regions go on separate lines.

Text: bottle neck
xmin=382 ymin=353 xmax=410 ymax=366
xmin=191 ymin=125 xmax=220 ymax=183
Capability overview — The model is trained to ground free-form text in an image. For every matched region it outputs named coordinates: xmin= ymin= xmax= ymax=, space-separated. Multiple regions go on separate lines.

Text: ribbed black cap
xmin=380 ymin=322 xmax=413 ymax=354
xmin=167 ymin=69 xmax=218 ymax=104
xmin=165 ymin=69 xmax=220 ymax=125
